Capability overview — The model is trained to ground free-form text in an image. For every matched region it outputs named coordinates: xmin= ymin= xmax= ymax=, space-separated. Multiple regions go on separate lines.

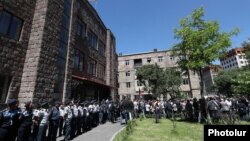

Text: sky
xmin=91 ymin=0 xmax=250 ymax=55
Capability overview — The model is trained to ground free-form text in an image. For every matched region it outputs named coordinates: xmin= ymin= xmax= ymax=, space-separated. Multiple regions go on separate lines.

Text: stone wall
xmin=76 ymin=0 xmax=107 ymax=79
xmin=19 ymin=0 xmax=64 ymax=104
xmin=0 ymin=0 xmax=36 ymax=102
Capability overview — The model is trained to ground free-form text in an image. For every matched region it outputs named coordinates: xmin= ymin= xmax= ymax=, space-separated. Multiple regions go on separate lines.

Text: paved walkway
xmin=57 ymin=122 xmax=125 ymax=141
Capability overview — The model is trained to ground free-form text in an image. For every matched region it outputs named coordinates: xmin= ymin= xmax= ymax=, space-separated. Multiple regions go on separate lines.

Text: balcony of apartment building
xmin=134 ymin=58 xmax=142 ymax=68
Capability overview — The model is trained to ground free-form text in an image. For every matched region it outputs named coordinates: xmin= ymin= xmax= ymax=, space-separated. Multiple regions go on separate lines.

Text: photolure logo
xmin=204 ymin=125 xmax=250 ymax=141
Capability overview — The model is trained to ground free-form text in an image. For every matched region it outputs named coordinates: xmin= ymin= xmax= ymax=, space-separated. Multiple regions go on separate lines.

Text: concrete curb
xmin=109 ymin=126 xmax=126 ymax=141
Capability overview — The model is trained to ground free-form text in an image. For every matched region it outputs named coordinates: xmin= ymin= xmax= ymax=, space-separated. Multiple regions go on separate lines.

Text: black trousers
xmin=77 ymin=116 xmax=82 ymax=135
xmin=0 ymin=126 xmax=17 ymax=141
xmin=64 ymin=118 xmax=71 ymax=141
xmin=49 ymin=120 xmax=59 ymax=141
xmin=70 ymin=117 xmax=76 ymax=138
xmin=58 ymin=117 xmax=64 ymax=136
xmin=17 ymin=125 xmax=32 ymax=141
xmin=36 ymin=125 xmax=47 ymax=141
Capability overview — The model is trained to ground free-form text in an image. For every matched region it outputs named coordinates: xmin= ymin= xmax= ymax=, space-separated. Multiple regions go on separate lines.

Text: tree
xmin=136 ymin=64 xmax=164 ymax=98
xmin=214 ymin=69 xmax=250 ymax=97
xmin=172 ymin=7 xmax=239 ymax=97
xmin=233 ymin=68 xmax=250 ymax=96
xmin=160 ymin=68 xmax=182 ymax=99
xmin=136 ymin=64 xmax=182 ymax=99
xmin=214 ymin=70 xmax=238 ymax=96
xmin=242 ymin=38 xmax=250 ymax=67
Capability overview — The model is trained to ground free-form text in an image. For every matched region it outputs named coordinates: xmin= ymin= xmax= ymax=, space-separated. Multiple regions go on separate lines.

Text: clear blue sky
xmin=92 ymin=0 xmax=250 ymax=55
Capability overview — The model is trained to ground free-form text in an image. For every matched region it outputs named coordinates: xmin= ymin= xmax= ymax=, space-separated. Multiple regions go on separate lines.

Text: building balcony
xmin=134 ymin=63 xmax=142 ymax=68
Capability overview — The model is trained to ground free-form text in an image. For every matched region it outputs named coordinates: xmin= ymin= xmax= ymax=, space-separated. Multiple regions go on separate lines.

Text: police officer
xmin=36 ymin=102 xmax=49 ymax=141
xmin=48 ymin=102 xmax=60 ymax=141
xmin=58 ymin=103 xmax=65 ymax=137
xmin=82 ymin=102 xmax=89 ymax=132
xmin=0 ymin=99 xmax=21 ymax=141
xmin=64 ymin=102 xmax=73 ymax=141
xmin=17 ymin=101 xmax=34 ymax=141
xmin=77 ymin=103 xmax=83 ymax=135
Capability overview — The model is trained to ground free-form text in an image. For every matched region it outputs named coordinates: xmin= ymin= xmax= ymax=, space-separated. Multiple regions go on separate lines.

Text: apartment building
xmin=0 ymin=0 xmax=117 ymax=105
xmin=118 ymin=49 xmax=200 ymax=100
xmin=202 ymin=65 xmax=222 ymax=95
xmin=220 ymin=48 xmax=249 ymax=70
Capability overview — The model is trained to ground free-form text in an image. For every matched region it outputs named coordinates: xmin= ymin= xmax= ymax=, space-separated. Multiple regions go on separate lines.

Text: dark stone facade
xmin=19 ymin=0 xmax=64 ymax=104
xmin=0 ymin=0 xmax=36 ymax=103
xmin=0 ymin=0 xmax=117 ymax=105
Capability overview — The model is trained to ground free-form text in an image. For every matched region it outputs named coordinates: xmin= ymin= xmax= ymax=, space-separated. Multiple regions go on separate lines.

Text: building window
xmin=88 ymin=31 xmax=97 ymax=49
xmin=125 ymin=60 xmax=129 ymax=65
xmin=98 ymin=64 xmax=105 ymax=80
xmin=137 ymin=81 xmax=142 ymax=86
xmin=126 ymin=82 xmax=131 ymax=88
xmin=170 ymin=55 xmax=175 ymax=61
xmin=0 ymin=10 xmax=23 ymax=40
xmin=147 ymin=58 xmax=151 ymax=63
xmin=88 ymin=61 xmax=96 ymax=76
xmin=73 ymin=49 xmax=84 ymax=72
xmin=55 ymin=0 xmax=72 ymax=93
xmin=182 ymin=78 xmax=189 ymax=85
xmin=239 ymin=56 xmax=242 ymax=59
xmin=98 ymin=40 xmax=105 ymax=56
xmin=126 ymin=71 xmax=130 ymax=77
xmin=240 ymin=61 xmax=244 ymax=64
xmin=76 ymin=20 xmax=86 ymax=38
xmin=158 ymin=56 xmax=163 ymax=62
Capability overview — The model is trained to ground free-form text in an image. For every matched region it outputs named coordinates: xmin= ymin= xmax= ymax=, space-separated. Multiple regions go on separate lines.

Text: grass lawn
xmin=114 ymin=118 xmax=250 ymax=141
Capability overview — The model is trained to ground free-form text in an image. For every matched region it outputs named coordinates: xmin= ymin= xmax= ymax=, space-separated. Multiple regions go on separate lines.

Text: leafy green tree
xmin=136 ymin=64 xmax=182 ymax=99
xmin=242 ymin=38 xmax=250 ymax=67
xmin=233 ymin=68 xmax=250 ymax=96
xmin=172 ymin=7 xmax=239 ymax=97
xmin=160 ymin=68 xmax=182 ymax=99
xmin=214 ymin=70 xmax=238 ymax=96
xmin=136 ymin=64 xmax=164 ymax=98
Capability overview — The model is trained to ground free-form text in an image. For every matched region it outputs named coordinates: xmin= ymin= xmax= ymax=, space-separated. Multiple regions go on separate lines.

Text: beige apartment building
xmin=118 ymin=49 xmax=200 ymax=100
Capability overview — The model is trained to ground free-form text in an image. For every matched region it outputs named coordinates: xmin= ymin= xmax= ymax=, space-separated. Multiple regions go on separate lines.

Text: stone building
xmin=202 ymin=65 xmax=222 ymax=95
xmin=118 ymin=49 xmax=200 ymax=100
xmin=0 ymin=0 xmax=117 ymax=105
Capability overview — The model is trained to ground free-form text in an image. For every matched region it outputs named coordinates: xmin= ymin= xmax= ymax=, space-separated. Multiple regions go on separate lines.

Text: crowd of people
xmin=131 ymin=96 xmax=250 ymax=124
xmin=0 ymin=98 xmax=119 ymax=141
xmin=1 ymin=95 xmax=249 ymax=141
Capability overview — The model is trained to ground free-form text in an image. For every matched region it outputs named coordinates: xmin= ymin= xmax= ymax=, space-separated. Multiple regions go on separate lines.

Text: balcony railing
xmin=134 ymin=63 xmax=142 ymax=68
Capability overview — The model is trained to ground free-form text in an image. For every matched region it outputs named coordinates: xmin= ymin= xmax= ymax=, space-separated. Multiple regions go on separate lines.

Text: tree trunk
xmin=187 ymin=69 xmax=193 ymax=98
xmin=199 ymin=67 xmax=204 ymax=98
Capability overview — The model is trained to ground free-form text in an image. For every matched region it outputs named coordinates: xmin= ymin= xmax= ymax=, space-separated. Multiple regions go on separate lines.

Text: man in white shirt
xmin=58 ymin=104 xmax=65 ymax=137
xmin=64 ymin=102 xmax=72 ymax=141
xmin=36 ymin=103 xmax=49 ymax=141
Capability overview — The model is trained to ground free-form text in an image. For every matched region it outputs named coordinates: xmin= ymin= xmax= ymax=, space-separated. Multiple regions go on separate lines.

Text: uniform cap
xmin=7 ymin=99 xmax=17 ymax=105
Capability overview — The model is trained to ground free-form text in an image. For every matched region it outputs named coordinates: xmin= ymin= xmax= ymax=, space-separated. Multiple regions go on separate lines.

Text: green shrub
xmin=114 ymin=119 xmax=137 ymax=141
